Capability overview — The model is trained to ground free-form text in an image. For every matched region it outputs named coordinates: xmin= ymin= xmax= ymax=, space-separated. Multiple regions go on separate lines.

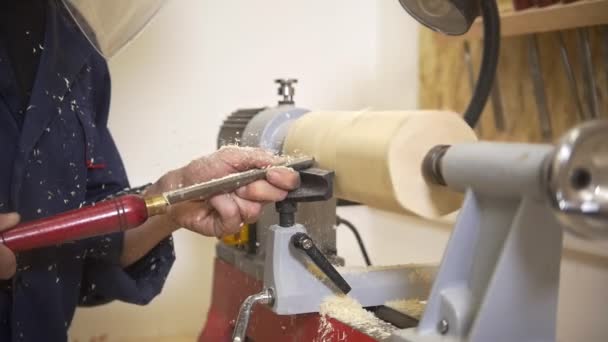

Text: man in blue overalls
xmin=0 ymin=1 xmax=299 ymax=340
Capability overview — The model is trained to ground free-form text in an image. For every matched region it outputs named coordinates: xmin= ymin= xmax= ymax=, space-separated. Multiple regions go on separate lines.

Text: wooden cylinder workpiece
xmin=283 ymin=111 xmax=477 ymax=219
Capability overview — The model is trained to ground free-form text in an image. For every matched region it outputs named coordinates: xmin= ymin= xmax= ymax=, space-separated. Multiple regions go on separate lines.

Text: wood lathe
xmin=199 ymin=2 xmax=606 ymax=339
xmin=200 ymin=79 xmax=608 ymax=341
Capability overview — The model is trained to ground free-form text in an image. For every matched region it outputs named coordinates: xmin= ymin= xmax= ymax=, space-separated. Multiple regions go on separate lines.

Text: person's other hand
xmin=0 ymin=213 xmax=18 ymax=279
xmin=147 ymin=147 xmax=300 ymax=237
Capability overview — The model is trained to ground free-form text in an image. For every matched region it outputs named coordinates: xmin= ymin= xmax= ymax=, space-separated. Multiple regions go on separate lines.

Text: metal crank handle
xmin=232 ymin=288 xmax=274 ymax=342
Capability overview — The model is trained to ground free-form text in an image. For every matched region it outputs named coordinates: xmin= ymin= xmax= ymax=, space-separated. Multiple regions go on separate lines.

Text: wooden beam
xmin=465 ymin=0 xmax=608 ymax=39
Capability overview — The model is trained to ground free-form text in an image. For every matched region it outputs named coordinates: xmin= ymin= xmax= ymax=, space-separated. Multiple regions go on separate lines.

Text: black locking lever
xmin=275 ymin=167 xmax=351 ymax=295
xmin=292 ymin=232 xmax=352 ymax=294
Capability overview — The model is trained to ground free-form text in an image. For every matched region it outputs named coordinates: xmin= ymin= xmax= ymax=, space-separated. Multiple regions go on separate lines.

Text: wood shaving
xmin=317 ymin=295 xmax=395 ymax=340
xmin=339 ymin=264 xmax=434 ymax=282
xmin=385 ymin=298 xmax=427 ymax=319
xmin=407 ymin=268 xmax=434 ymax=284
xmin=316 ymin=314 xmax=335 ymax=342
xmin=339 ymin=265 xmax=414 ymax=274
xmin=218 ymin=144 xmax=260 ymax=151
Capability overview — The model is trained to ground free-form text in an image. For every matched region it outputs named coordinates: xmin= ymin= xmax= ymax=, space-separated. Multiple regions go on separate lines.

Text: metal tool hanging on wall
xmin=578 ymin=28 xmax=601 ymax=119
xmin=528 ymin=34 xmax=553 ymax=140
xmin=557 ymin=31 xmax=586 ymax=121
xmin=603 ymin=25 xmax=608 ymax=98
xmin=513 ymin=0 xmax=607 ymax=139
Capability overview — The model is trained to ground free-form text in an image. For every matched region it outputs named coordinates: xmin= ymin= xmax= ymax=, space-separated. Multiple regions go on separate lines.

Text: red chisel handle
xmin=1 ymin=195 xmax=149 ymax=252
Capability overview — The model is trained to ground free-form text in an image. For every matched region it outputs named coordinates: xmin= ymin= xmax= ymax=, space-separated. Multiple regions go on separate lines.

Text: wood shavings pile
xmin=385 ymin=298 xmax=427 ymax=319
xmin=317 ymin=295 xmax=395 ymax=341
xmin=339 ymin=264 xmax=434 ymax=277
xmin=339 ymin=265 xmax=411 ymax=274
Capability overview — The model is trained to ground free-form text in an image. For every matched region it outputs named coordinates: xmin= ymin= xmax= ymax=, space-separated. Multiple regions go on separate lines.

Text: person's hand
xmin=0 ymin=213 xmax=18 ymax=279
xmin=147 ymin=147 xmax=300 ymax=237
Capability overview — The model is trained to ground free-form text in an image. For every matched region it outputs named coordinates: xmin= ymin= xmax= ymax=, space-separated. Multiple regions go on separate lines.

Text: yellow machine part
xmin=222 ymin=224 xmax=249 ymax=246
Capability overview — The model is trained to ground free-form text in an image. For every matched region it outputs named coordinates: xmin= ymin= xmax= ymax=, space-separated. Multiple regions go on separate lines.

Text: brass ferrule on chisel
xmin=143 ymin=156 xmax=314 ymax=218
xmin=145 ymin=195 xmax=170 ymax=216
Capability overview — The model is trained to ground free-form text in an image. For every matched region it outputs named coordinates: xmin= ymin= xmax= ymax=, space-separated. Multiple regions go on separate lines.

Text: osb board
xmin=464 ymin=0 xmax=608 ymax=39
xmin=496 ymin=0 xmax=519 ymax=12
xmin=419 ymin=25 xmax=608 ymax=143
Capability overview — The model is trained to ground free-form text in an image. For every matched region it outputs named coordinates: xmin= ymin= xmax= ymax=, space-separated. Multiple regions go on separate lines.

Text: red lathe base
xmin=199 ymin=258 xmax=377 ymax=341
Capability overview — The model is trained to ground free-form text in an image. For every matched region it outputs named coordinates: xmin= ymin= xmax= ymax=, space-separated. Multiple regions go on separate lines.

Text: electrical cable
xmin=336 ymin=216 xmax=372 ymax=266
xmin=463 ymin=0 xmax=501 ymax=128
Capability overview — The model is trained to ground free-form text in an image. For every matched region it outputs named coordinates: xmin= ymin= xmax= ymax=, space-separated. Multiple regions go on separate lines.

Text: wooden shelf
xmin=463 ymin=0 xmax=608 ymax=39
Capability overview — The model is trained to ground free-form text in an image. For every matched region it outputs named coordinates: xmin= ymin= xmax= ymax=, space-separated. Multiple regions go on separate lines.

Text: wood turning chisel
xmin=578 ymin=28 xmax=601 ymax=119
xmin=604 ymin=26 xmax=608 ymax=103
xmin=557 ymin=31 xmax=586 ymax=121
xmin=489 ymin=72 xmax=506 ymax=132
xmin=1 ymin=156 xmax=314 ymax=252
xmin=514 ymin=0 xmax=554 ymax=139
xmin=528 ymin=34 xmax=553 ymax=140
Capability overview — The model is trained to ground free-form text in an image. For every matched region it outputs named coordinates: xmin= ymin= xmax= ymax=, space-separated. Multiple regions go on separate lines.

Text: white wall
xmin=69 ymin=0 xmax=608 ymax=341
